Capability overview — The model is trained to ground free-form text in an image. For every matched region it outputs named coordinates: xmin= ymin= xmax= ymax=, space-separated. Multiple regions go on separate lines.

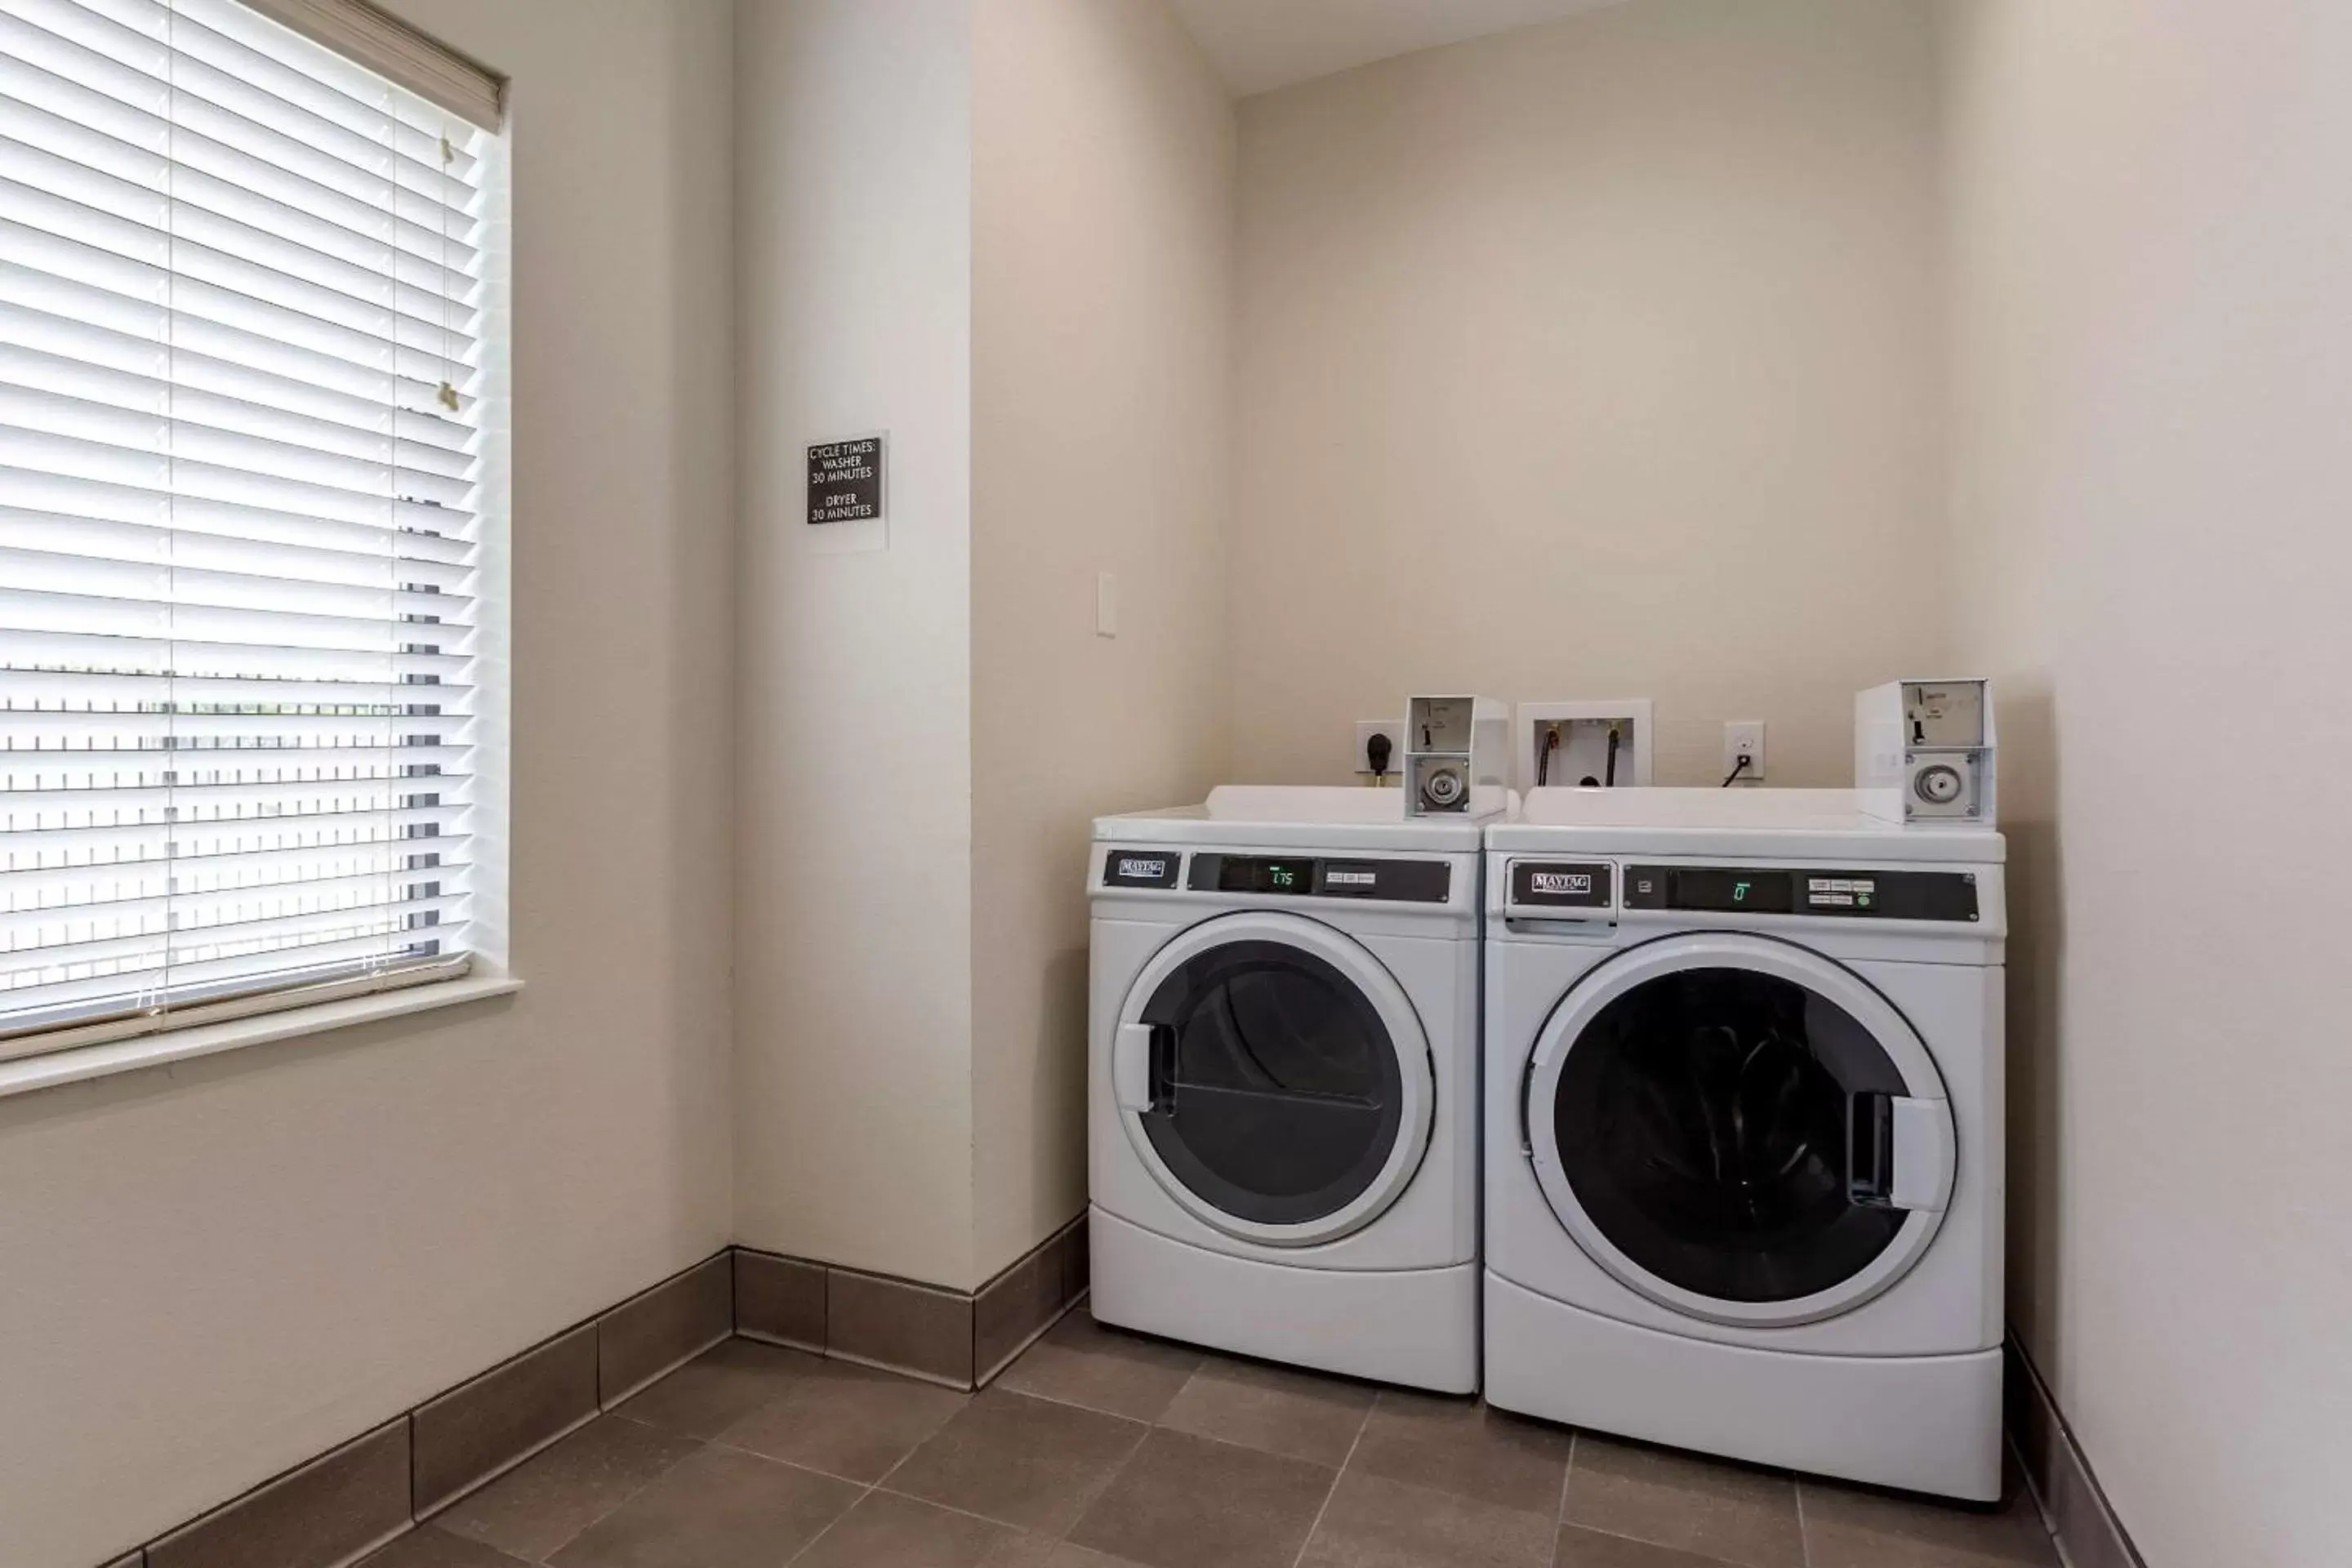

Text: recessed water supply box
xmin=1514 ymin=700 xmax=1655 ymax=792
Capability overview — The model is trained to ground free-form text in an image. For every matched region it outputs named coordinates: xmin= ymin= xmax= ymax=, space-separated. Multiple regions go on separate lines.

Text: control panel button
xmin=1319 ymin=858 xmax=1450 ymax=902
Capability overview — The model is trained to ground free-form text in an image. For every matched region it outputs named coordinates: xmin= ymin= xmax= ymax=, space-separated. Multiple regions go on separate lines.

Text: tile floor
xmin=363 ymin=1308 xmax=2061 ymax=1568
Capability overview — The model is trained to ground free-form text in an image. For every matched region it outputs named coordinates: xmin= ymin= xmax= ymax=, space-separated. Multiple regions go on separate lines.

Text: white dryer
xmin=1484 ymin=788 xmax=2006 ymax=1499
xmin=1088 ymin=786 xmax=1484 ymax=1393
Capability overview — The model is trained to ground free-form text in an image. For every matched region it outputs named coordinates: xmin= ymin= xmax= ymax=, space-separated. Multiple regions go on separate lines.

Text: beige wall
xmin=733 ymin=0 xmax=981 ymax=1287
xmin=36 ymin=8 xmax=2349 ymax=1562
xmin=1940 ymin=2 xmax=2352 ymax=1561
xmin=732 ymin=0 xmax=1231 ymax=1291
xmin=971 ymin=0 xmax=1234 ymax=1280
xmin=0 ymin=2 xmax=740 ymax=1561
xmin=1228 ymin=0 xmax=1949 ymax=787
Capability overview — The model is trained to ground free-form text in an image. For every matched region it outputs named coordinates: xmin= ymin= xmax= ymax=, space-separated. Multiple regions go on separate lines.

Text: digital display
xmin=1218 ymin=858 xmax=1315 ymax=894
xmin=1668 ymin=868 xmax=1794 ymax=914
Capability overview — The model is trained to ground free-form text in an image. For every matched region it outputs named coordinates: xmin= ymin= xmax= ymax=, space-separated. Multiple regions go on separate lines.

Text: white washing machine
xmin=1088 ymin=786 xmax=1486 ymax=1392
xmin=1483 ymin=788 xmax=2006 ymax=1499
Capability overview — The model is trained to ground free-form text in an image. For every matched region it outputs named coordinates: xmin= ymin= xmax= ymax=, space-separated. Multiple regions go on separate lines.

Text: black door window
xmin=1136 ymin=939 xmax=1408 ymax=1227
xmin=1549 ymin=966 xmax=1911 ymax=1303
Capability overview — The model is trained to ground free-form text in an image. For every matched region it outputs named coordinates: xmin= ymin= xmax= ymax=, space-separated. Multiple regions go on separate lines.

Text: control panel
xmin=1105 ymin=851 xmax=1449 ymax=902
xmin=1191 ymin=854 xmax=1451 ymax=903
xmin=1622 ymin=865 xmax=1978 ymax=923
xmin=1101 ymin=850 xmax=1452 ymax=902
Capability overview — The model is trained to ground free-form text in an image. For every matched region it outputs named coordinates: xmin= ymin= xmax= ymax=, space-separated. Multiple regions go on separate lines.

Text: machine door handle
xmin=1114 ymin=1022 xmax=1162 ymax=1112
xmin=1850 ymin=1093 xmax=1954 ymax=1214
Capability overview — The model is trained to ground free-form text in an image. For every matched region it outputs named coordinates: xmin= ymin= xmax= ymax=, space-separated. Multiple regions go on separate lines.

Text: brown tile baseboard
xmin=89 ymin=1219 xmax=1088 ymax=1568
xmin=826 ymin=1265 xmax=977 ymax=1387
xmin=734 ymin=1212 xmax=1088 ymax=1391
xmin=973 ymin=1231 xmax=1071 ymax=1380
xmin=98 ymin=1225 xmax=2153 ymax=1568
xmin=410 ymin=1322 xmax=599 ymax=1518
xmin=2006 ymin=1336 xmax=2148 ymax=1568
xmin=91 ymin=1251 xmax=729 ymax=1568
xmin=596 ymin=1254 xmax=733 ymax=1405
xmin=733 ymin=1250 xmax=825 ymax=1350
xmin=147 ymin=1418 xmax=412 ymax=1568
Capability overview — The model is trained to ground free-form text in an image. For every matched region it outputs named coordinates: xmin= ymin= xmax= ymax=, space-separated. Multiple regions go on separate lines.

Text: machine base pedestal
xmin=1485 ymin=1270 xmax=2002 ymax=1501
xmin=1088 ymin=1206 xmax=1478 ymax=1393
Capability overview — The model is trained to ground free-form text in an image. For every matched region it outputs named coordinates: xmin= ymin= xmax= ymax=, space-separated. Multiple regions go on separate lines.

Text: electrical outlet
xmin=1723 ymin=721 xmax=1766 ymax=785
xmin=1355 ymin=720 xmax=1401 ymax=779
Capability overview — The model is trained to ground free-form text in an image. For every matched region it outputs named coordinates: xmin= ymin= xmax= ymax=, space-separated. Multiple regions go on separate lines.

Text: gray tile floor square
xmin=1300 ymin=1469 xmax=1555 ymax=1567
xmin=792 ymin=1490 xmax=1016 ymax=1568
xmin=379 ymin=1313 xmax=2066 ymax=1568
xmin=1064 ymin=1428 xmax=1334 ymax=1568
xmin=994 ymin=1311 xmax=1202 ymax=1423
xmin=1351 ymin=1389 xmax=1576 ymax=1516
xmin=614 ymin=1338 xmax=825 ymax=1440
xmin=884 ymin=1388 xmax=1150 ymax=1535
xmin=546 ymin=1446 xmax=861 ymax=1568
xmin=716 ymin=1358 xmax=969 ymax=1483
xmin=1157 ymin=1358 xmax=1375 ymax=1468
xmin=1561 ymin=1436 xmax=1803 ymax=1568
xmin=429 ymin=1414 xmax=701 ymax=1562
xmin=359 ymin=1528 xmax=535 ymax=1568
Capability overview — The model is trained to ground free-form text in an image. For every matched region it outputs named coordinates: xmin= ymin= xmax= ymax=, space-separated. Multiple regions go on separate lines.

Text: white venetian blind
xmin=0 ymin=0 xmax=495 ymax=1058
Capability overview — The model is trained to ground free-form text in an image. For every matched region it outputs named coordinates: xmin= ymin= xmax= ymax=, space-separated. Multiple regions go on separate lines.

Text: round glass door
xmin=1526 ymin=933 xmax=1953 ymax=1326
xmin=1118 ymin=912 xmax=1434 ymax=1246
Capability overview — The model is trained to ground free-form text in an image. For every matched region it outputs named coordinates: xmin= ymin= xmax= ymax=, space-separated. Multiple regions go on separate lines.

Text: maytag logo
xmin=1530 ymin=871 xmax=1592 ymax=896
xmin=1118 ymin=857 xmax=1167 ymax=880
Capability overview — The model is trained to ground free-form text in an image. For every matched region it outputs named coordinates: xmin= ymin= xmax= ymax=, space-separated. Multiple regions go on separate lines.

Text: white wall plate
xmin=1515 ymin=700 xmax=1655 ymax=792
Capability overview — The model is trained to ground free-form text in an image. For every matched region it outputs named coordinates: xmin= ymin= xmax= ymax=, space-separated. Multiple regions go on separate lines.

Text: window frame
xmin=0 ymin=0 xmax=516 ymax=1093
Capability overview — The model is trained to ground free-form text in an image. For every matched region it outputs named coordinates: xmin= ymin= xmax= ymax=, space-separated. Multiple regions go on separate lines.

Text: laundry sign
xmin=807 ymin=434 xmax=885 ymax=525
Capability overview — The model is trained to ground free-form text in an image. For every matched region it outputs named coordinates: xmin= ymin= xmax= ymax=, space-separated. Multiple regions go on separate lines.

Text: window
xmin=0 ymin=0 xmax=504 ymax=1061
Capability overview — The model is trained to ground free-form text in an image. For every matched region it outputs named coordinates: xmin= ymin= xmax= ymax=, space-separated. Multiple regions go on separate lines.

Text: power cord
xmin=1366 ymin=731 xmax=1392 ymax=786
xmin=1535 ymin=723 xmax=1561 ymax=787
xmin=1721 ymin=755 xmax=1753 ymax=788
xmin=1605 ymin=724 xmax=1622 ymax=788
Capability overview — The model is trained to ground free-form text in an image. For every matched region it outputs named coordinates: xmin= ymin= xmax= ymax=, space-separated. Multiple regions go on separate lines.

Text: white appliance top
xmin=1096 ymin=785 xmax=1494 ymax=853
xmin=1487 ymin=787 xmax=2006 ymax=864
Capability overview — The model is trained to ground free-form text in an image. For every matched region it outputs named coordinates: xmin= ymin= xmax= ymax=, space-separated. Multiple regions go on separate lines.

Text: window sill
xmin=0 ymin=971 xmax=525 ymax=1102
